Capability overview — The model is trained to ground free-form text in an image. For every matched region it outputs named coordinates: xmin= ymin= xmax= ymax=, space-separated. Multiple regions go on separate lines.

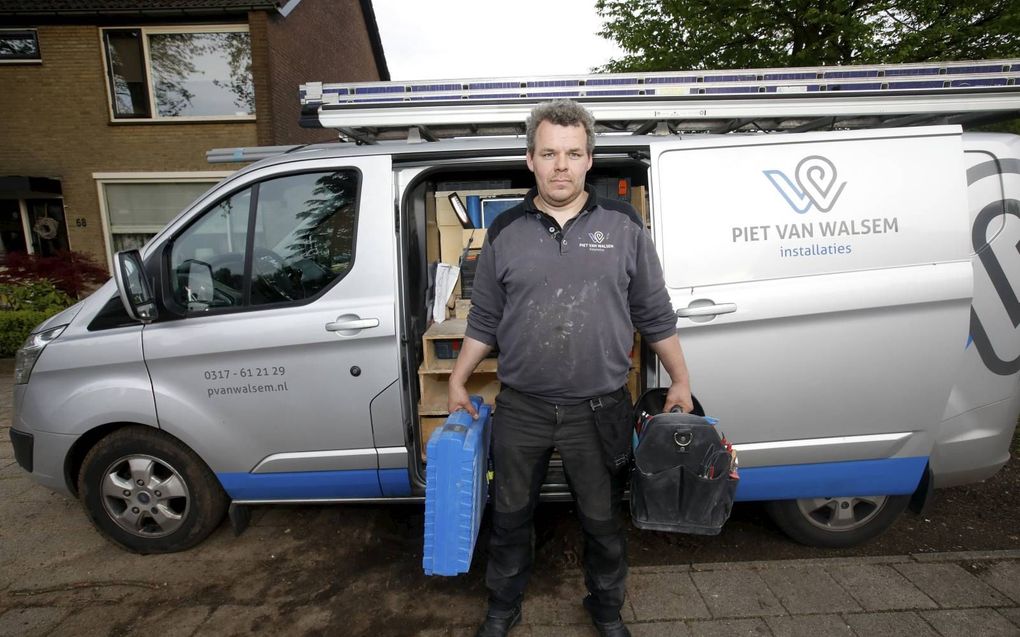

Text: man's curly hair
xmin=525 ymin=99 xmax=596 ymax=155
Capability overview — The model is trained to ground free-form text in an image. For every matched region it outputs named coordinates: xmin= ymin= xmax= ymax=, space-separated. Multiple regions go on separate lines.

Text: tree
xmin=595 ymin=0 xmax=1020 ymax=72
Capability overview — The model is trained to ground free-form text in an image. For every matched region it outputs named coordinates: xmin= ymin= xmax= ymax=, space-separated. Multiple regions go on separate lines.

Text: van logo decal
xmin=764 ymin=155 xmax=847 ymax=214
xmin=967 ymin=194 xmax=1020 ymax=375
xmin=589 ymin=231 xmax=606 ymax=244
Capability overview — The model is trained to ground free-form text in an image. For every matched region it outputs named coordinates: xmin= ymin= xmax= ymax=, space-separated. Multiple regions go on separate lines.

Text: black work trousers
xmin=486 ymin=386 xmax=631 ymax=623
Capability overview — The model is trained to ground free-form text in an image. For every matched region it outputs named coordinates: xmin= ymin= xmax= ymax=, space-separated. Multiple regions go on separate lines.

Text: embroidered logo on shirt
xmin=580 ymin=231 xmax=614 ymax=252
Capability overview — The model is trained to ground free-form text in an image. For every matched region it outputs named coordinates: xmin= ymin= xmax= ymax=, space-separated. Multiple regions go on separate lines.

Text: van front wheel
xmin=765 ymin=495 xmax=910 ymax=548
xmin=78 ymin=427 xmax=228 ymax=554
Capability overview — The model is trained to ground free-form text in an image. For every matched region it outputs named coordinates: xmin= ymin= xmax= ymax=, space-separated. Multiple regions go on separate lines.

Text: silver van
xmin=10 ymin=124 xmax=1020 ymax=553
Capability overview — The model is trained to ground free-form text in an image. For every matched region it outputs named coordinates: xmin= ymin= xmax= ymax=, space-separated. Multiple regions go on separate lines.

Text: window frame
xmin=159 ymin=167 xmax=363 ymax=319
xmin=98 ymin=24 xmax=256 ymax=123
xmin=0 ymin=28 xmax=41 ymax=63
xmin=95 ymin=172 xmax=232 ymax=270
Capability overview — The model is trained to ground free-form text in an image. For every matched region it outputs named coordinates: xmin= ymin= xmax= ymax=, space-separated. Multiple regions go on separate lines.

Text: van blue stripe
xmin=379 ymin=468 xmax=412 ymax=496
xmin=219 ymin=470 xmax=382 ymax=500
xmin=220 ymin=458 xmax=925 ymax=502
xmin=734 ymin=456 xmax=927 ymax=501
xmin=218 ymin=469 xmax=412 ymax=500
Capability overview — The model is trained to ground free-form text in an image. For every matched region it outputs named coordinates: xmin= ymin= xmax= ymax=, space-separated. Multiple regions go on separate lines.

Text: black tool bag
xmin=630 ymin=389 xmax=738 ymax=535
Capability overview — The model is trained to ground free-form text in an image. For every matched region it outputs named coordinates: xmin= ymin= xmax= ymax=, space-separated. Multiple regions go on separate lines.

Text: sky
xmin=371 ymin=0 xmax=625 ymax=81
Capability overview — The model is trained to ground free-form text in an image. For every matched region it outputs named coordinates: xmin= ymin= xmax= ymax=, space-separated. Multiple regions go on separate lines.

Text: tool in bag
xmin=629 ymin=388 xmax=738 ymax=535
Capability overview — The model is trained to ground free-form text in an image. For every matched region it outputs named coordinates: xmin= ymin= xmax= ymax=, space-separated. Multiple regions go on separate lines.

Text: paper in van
xmin=432 ymin=263 xmax=460 ymax=324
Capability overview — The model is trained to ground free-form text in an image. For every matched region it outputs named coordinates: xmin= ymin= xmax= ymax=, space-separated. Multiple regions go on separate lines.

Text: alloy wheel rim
xmin=796 ymin=495 xmax=888 ymax=532
xmin=100 ymin=454 xmax=190 ymax=538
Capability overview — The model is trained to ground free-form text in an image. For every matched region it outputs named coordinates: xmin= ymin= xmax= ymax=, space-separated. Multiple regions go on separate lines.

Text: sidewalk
xmin=0 ymin=544 xmax=1017 ymax=636
xmin=442 ymin=550 xmax=1020 ymax=637
xmin=612 ymin=550 xmax=1020 ymax=637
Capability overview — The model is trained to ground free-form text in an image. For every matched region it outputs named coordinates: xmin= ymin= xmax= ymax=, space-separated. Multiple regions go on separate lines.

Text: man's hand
xmin=648 ymin=334 xmax=694 ymax=413
xmin=446 ymin=336 xmax=493 ymax=420
xmin=663 ymin=381 xmax=693 ymax=414
xmin=447 ymin=381 xmax=478 ymax=419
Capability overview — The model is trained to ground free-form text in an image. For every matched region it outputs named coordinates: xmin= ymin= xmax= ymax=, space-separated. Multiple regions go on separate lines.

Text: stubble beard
xmin=540 ymin=180 xmax=583 ymax=208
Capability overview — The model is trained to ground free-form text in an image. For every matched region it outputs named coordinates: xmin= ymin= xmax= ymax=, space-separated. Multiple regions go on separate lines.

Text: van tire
xmin=77 ymin=426 xmax=228 ymax=554
xmin=765 ymin=495 xmax=910 ymax=548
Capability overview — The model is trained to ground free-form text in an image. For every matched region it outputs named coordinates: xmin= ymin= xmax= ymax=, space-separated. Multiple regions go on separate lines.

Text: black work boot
xmin=583 ymin=593 xmax=631 ymax=637
xmin=591 ymin=616 xmax=631 ymax=637
xmin=474 ymin=605 xmax=522 ymax=637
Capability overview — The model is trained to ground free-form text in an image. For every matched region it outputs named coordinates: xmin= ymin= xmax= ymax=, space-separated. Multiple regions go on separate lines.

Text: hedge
xmin=0 ymin=281 xmax=73 ymax=312
xmin=0 ymin=310 xmax=56 ymax=357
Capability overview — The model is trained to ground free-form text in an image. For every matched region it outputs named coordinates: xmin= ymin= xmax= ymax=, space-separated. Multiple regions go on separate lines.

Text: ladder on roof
xmin=298 ymin=59 xmax=1020 ymax=144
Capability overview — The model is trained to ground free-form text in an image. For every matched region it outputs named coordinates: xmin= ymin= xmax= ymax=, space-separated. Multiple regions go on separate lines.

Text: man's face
xmin=526 ymin=121 xmax=593 ymax=209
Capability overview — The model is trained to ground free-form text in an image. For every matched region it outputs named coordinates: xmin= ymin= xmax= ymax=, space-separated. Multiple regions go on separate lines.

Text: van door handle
xmin=675 ymin=303 xmax=737 ymax=318
xmin=326 ymin=315 xmax=380 ymax=334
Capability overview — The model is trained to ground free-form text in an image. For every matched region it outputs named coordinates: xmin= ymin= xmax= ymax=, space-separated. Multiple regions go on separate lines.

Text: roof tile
xmin=0 ymin=0 xmax=280 ymax=14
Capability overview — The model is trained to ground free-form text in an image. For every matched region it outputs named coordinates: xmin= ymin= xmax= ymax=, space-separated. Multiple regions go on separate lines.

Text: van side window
xmin=249 ymin=171 xmax=358 ymax=306
xmin=170 ymin=188 xmax=252 ymax=311
xmin=167 ymin=170 xmax=358 ymax=314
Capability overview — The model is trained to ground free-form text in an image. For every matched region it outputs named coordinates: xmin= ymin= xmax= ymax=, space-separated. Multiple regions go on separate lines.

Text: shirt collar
xmin=523 ymin=184 xmax=599 ymax=217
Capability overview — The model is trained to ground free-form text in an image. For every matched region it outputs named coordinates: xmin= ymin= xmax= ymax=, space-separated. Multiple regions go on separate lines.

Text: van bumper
xmin=12 ymin=381 xmax=76 ymax=497
xmin=931 ymin=393 xmax=1020 ymax=489
xmin=10 ymin=428 xmax=33 ymax=472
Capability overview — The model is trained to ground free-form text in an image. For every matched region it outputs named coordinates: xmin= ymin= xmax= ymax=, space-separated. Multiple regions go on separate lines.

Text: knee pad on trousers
xmin=578 ymin=512 xmax=622 ymax=537
xmin=492 ymin=507 xmax=534 ymax=532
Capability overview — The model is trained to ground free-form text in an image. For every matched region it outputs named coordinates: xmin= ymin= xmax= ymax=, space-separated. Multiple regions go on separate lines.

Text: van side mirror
xmin=182 ymin=259 xmax=215 ymax=311
xmin=113 ymin=250 xmax=158 ymax=323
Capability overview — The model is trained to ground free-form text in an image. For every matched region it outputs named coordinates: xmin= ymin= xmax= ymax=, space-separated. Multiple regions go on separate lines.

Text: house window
xmin=95 ymin=174 xmax=230 ymax=266
xmin=0 ymin=29 xmax=41 ymax=62
xmin=101 ymin=26 xmax=254 ymax=120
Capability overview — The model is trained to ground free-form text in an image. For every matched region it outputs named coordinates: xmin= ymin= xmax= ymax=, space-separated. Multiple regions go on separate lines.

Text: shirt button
xmin=548 ymin=227 xmax=556 ymax=233
xmin=562 ymin=240 xmax=568 ymax=245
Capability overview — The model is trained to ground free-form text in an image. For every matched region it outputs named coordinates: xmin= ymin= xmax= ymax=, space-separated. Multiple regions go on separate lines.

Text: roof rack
xmin=298 ymin=59 xmax=1020 ymax=144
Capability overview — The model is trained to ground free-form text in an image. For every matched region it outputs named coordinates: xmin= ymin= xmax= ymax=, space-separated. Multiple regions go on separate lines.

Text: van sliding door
xmin=649 ymin=126 xmax=973 ymax=501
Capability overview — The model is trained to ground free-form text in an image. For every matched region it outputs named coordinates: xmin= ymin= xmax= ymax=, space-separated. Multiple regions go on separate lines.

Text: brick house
xmin=0 ymin=0 xmax=388 ymax=270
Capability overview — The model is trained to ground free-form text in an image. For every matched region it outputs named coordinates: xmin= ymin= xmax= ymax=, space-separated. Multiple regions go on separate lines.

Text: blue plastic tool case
xmin=422 ymin=395 xmax=493 ymax=576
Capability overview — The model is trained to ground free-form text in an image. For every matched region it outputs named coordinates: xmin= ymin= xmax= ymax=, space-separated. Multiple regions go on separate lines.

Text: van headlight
xmin=14 ymin=325 xmax=67 ymax=385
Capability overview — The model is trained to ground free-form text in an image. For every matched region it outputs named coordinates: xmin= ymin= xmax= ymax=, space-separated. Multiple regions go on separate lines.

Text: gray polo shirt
xmin=465 ymin=185 xmax=677 ymax=404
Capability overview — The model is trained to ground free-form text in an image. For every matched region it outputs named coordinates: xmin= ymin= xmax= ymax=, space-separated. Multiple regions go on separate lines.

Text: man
xmin=448 ymin=99 xmax=692 ymax=637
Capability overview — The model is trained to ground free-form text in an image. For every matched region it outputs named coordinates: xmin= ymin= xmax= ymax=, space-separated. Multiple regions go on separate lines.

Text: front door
xmin=140 ymin=155 xmax=407 ymax=500
xmin=649 ymin=127 xmax=974 ymax=500
xmin=0 ymin=199 xmax=27 ymax=255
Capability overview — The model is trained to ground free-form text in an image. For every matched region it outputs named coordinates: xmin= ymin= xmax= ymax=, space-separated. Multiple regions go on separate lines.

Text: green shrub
xmin=0 ymin=280 xmax=73 ymax=312
xmin=0 ymin=310 xmax=55 ymax=357
xmin=0 ymin=281 xmax=74 ymax=357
